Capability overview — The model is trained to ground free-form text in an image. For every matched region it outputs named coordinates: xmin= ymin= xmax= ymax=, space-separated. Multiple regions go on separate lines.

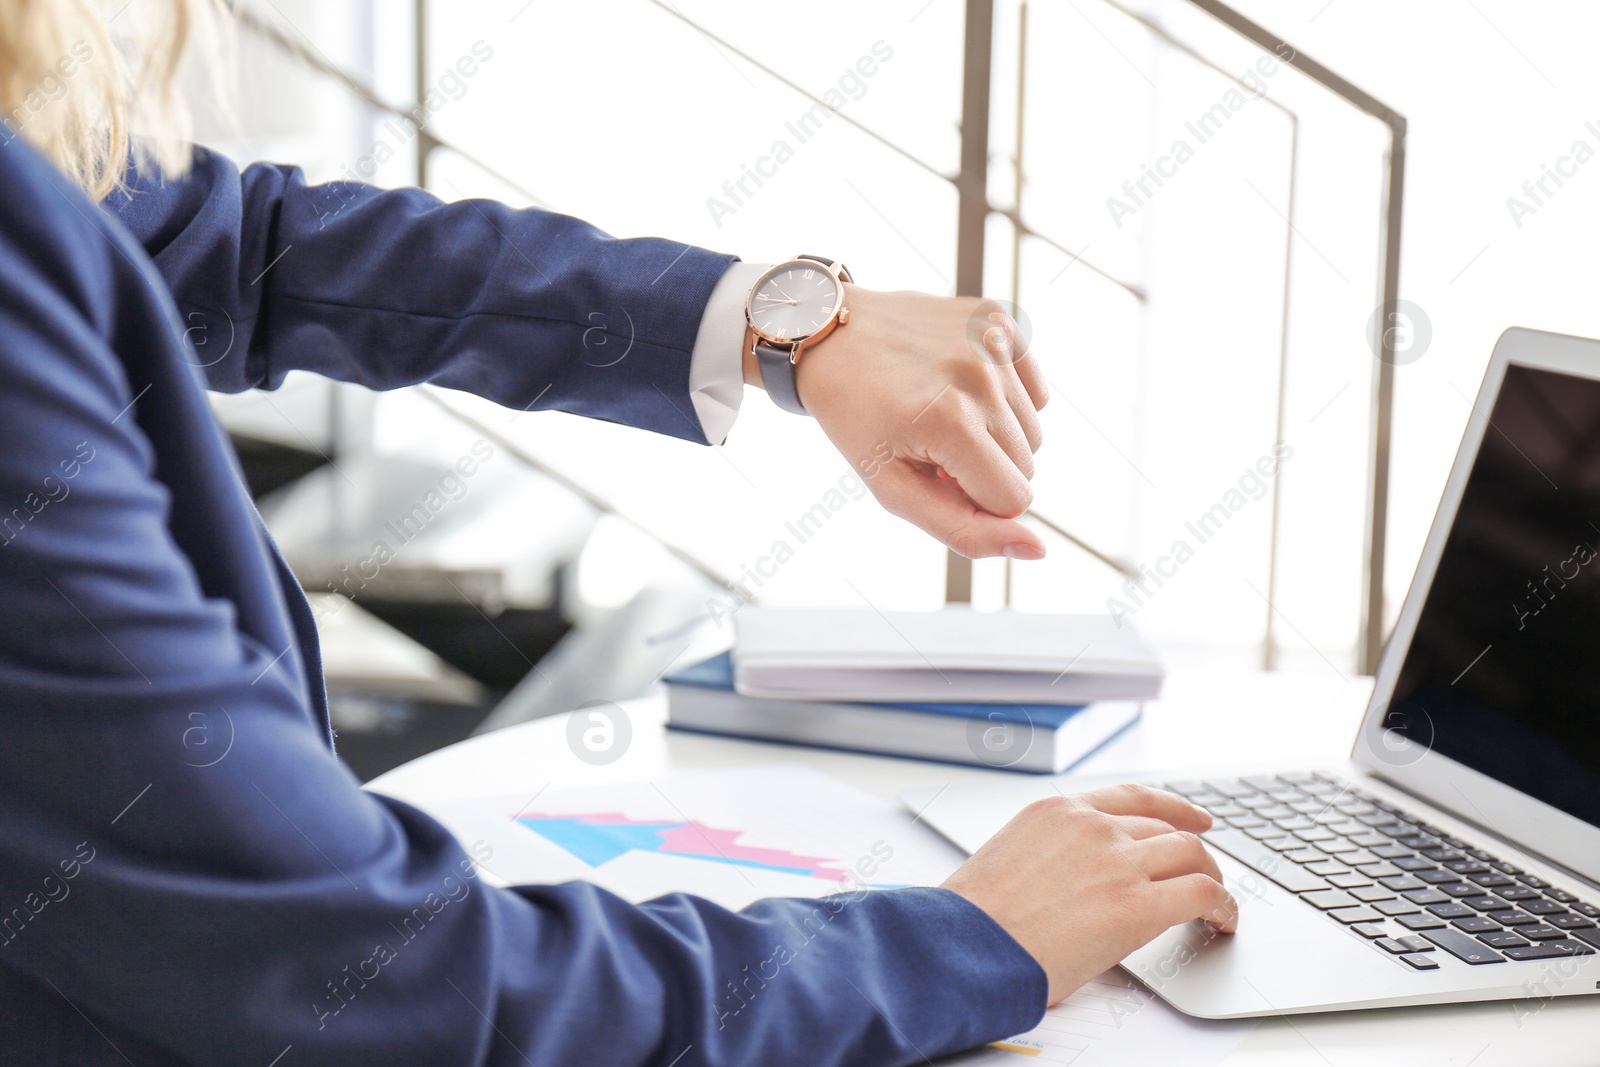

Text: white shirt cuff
xmin=688 ymin=261 xmax=769 ymax=445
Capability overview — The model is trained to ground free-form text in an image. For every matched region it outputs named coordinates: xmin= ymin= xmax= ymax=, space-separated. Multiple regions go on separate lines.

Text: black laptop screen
xmin=1385 ymin=362 xmax=1600 ymax=829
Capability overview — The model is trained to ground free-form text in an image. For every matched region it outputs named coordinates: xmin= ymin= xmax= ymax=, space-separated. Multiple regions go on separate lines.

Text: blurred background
xmin=187 ymin=0 xmax=1600 ymax=779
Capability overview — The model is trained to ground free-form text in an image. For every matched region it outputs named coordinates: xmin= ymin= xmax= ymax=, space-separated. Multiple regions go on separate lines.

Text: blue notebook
xmin=665 ymin=653 xmax=1141 ymax=774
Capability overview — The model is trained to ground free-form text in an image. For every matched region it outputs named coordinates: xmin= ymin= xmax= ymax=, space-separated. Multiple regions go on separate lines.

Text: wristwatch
xmin=744 ymin=254 xmax=853 ymax=415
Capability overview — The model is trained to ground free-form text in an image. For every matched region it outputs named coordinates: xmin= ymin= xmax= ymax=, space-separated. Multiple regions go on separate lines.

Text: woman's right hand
xmin=941 ymin=783 xmax=1238 ymax=1005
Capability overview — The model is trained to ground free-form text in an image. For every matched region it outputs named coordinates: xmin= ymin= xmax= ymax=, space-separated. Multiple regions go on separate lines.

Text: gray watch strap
xmin=756 ymin=340 xmax=808 ymax=414
xmin=752 ymin=254 xmax=852 ymax=417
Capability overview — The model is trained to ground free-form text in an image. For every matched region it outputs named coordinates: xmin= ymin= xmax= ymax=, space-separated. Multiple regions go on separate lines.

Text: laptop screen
xmin=1385 ymin=362 xmax=1600 ymax=829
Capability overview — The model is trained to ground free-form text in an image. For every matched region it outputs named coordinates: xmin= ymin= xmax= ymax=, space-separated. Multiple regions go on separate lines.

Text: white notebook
xmin=733 ymin=606 xmax=1163 ymax=704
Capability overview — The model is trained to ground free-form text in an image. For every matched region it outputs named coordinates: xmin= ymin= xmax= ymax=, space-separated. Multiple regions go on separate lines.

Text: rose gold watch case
xmin=744 ymin=257 xmax=853 ymax=365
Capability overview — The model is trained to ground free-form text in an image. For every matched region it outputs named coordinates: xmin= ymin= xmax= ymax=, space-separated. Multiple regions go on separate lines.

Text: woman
xmin=0 ymin=3 xmax=1236 ymax=1064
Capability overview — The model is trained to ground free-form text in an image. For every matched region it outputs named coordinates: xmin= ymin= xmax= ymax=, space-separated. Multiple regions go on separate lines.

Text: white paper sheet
xmin=423 ymin=764 xmax=1254 ymax=1064
xmin=422 ymin=763 xmax=968 ymax=909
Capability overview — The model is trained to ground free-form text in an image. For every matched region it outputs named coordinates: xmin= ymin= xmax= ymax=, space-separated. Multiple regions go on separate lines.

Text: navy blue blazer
xmin=0 ymin=139 xmax=1045 ymax=1065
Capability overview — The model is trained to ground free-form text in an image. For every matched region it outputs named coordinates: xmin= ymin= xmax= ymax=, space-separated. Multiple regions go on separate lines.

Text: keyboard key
xmin=1350 ymin=922 xmax=1389 ymax=939
xmin=1205 ymin=780 xmax=1259 ymax=799
xmin=1483 ymin=909 xmax=1537 ymax=926
xmin=1202 ymin=830 xmax=1332 ymax=894
xmin=1516 ymin=875 xmax=1551 ymax=889
xmin=1295 ymin=829 xmax=1337 ymax=843
xmin=1394 ymin=857 xmax=1436 ymax=872
xmin=1522 ymin=899 xmax=1567 ymax=916
xmin=1349 ymin=833 xmax=1392 ymax=848
xmin=1329 ymin=873 xmax=1374 ymax=890
xmin=1303 ymin=890 xmax=1360 ymax=911
xmin=1305 ymin=861 xmax=1350 ymax=876
xmin=1440 ymin=883 xmax=1481 ymax=898
xmin=1353 ymin=861 xmax=1403 ymax=879
xmin=1226 ymin=816 xmax=1267 ymax=829
xmin=1265 ymin=837 xmax=1308 ymax=852
xmin=1546 ymin=889 xmax=1578 ymax=904
xmin=1417 ymin=869 xmax=1459 ymax=884
xmin=1570 ymin=927 xmax=1600 ymax=951
xmin=1245 ymin=826 xmax=1285 ymax=840
xmin=1421 ymin=929 xmax=1505 ymax=964
xmin=1373 ymin=822 xmax=1412 ymax=837
xmin=1452 ymin=916 xmax=1502 ymax=934
xmin=1165 ymin=781 xmax=1211 ymax=796
xmin=1275 ymin=817 xmax=1316 ymax=832
xmin=1397 ymin=936 xmax=1433 ymax=952
xmin=1350 ymin=886 xmax=1393 ymax=902
xmin=1375 ymin=937 xmax=1411 ymax=954
xmin=1548 ymin=914 xmax=1596 ymax=930
xmin=1461 ymin=896 xmax=1503 ymax=912
xmin=1236 ymin=795 xmax=1276 ymax=810
xmin=1257 ymin=806 xmax=1297 ymax=821
xmin=1427 ymin=903 xmax=1476 ymax=920
xmin=1465 ymin=848 xmax=1493 ymax=861
xmin=1380 ymin=875 xmax=1427 ymax=892
xmin=1239 ymin=775 xmax=1282 ymax=792
xmin=1443 ymin=860 xmax=1489 ymax=874
xmin=1300 ymin=781 xmax=1340 ymax=795
xmin=1356 ymin=812 xmax=1396 ymax=827
xmin=1570 ymin=902 xmax=1599 ymax=919
xmin=1398 ymin=834 xmax=1442 ymax=850
xmin=1399 ymin=952 xmax=1439 ymax=970
xmin=1519 ymin=924 xmax=1567 ymax=941
xmin=1422 ymin=848 xmax=1466 ymax=863
xmin=1284 ymin=849 xmax=1330 ymax=865
xmin=1398 ymin=913 xmax=1446 ymax=931
xmin=1495 ymin=886 xmax=1541 ymax=902
xmin=1317 ymin=839 xmax=1359 ymax=854
xmin=1467 ymin=872 xmax=1515 ymax=888
xmin=1401 ymin=889 xmax=1450 ymax=905
xmin=1328 ymin=906 xmax=1385 ymax=925
xmin=1205 ymin=803 xmax=1247 ymax=819
xmin=1369 ymin=844 xmax=1415 ymax=859
xmin=1289 ymin=800 xmax=1326 ymax=815
xmin=1502 ymin=940 xmax=1595 ymax=961
xmin=1375 ymin=899 xmax=1421 ymax=916
xmin=1489 ymin=861 xmax=1520 ymax=875
xmin=1478 ymin=930 xmax=1531 ymax=949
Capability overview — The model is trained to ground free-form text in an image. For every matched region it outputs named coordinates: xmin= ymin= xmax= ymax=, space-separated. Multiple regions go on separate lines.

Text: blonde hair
xmin=0 ymin=0 xmax=228 ymax=200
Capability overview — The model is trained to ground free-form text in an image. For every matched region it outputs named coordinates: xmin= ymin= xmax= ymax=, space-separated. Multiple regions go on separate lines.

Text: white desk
xmin=369 ymin=664 xmax=1596 ymax=1066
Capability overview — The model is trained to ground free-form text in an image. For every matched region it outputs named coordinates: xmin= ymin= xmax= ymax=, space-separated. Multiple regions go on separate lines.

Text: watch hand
xmin=756 ymin=294 xmax=799 ymax=305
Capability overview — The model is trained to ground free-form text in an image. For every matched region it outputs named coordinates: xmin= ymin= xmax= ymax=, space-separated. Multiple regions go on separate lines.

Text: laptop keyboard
xmin=1162 ymin=772 xmax=1600 ymax=971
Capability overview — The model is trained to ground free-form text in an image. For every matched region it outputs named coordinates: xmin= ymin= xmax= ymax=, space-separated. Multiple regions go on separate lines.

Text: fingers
xmin=1079 ymin=783 xmax=1213 ymax=834
xmin=1128 ymin=830 xmax=1226 ymax=885
xmin=871 ymin=463 xmax=1047 ymax=559
xmin=1109 ymin=815 xmax=1180 ymax=842
xmin=1000 ymin=367 xmax=1044 ymax=454
xmin=922 ymin=423 xmax=1033 ymax=518
xmin=1153 ymin=872 xmax=1240 ymax=934
xmin=1012 ymin=346 xmax=1050 ymax=411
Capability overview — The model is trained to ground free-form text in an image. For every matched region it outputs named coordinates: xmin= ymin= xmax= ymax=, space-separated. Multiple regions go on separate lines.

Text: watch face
xmin=749 ymin=262 xmax=842 ymax=343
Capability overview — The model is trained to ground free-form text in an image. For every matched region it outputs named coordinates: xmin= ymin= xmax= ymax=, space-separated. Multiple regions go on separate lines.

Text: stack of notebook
xmin=664 ymin=607 xmax=1161 ymax=774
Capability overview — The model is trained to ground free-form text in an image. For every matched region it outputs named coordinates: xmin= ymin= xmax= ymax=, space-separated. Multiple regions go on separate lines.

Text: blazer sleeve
xmin=103 ymin=146 xmax=735 ymax=444
xmin=1 ymin=179 xmax=1047 ymax=1064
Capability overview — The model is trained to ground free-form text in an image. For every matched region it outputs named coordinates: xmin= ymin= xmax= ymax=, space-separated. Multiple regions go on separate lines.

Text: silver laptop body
xmin=903 ymin=328 xmax=1600 ymax=1017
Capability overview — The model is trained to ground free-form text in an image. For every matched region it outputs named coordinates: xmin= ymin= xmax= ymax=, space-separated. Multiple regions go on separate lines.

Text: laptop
xmin=902 ymin=327 xmax=1600 ymax=1018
